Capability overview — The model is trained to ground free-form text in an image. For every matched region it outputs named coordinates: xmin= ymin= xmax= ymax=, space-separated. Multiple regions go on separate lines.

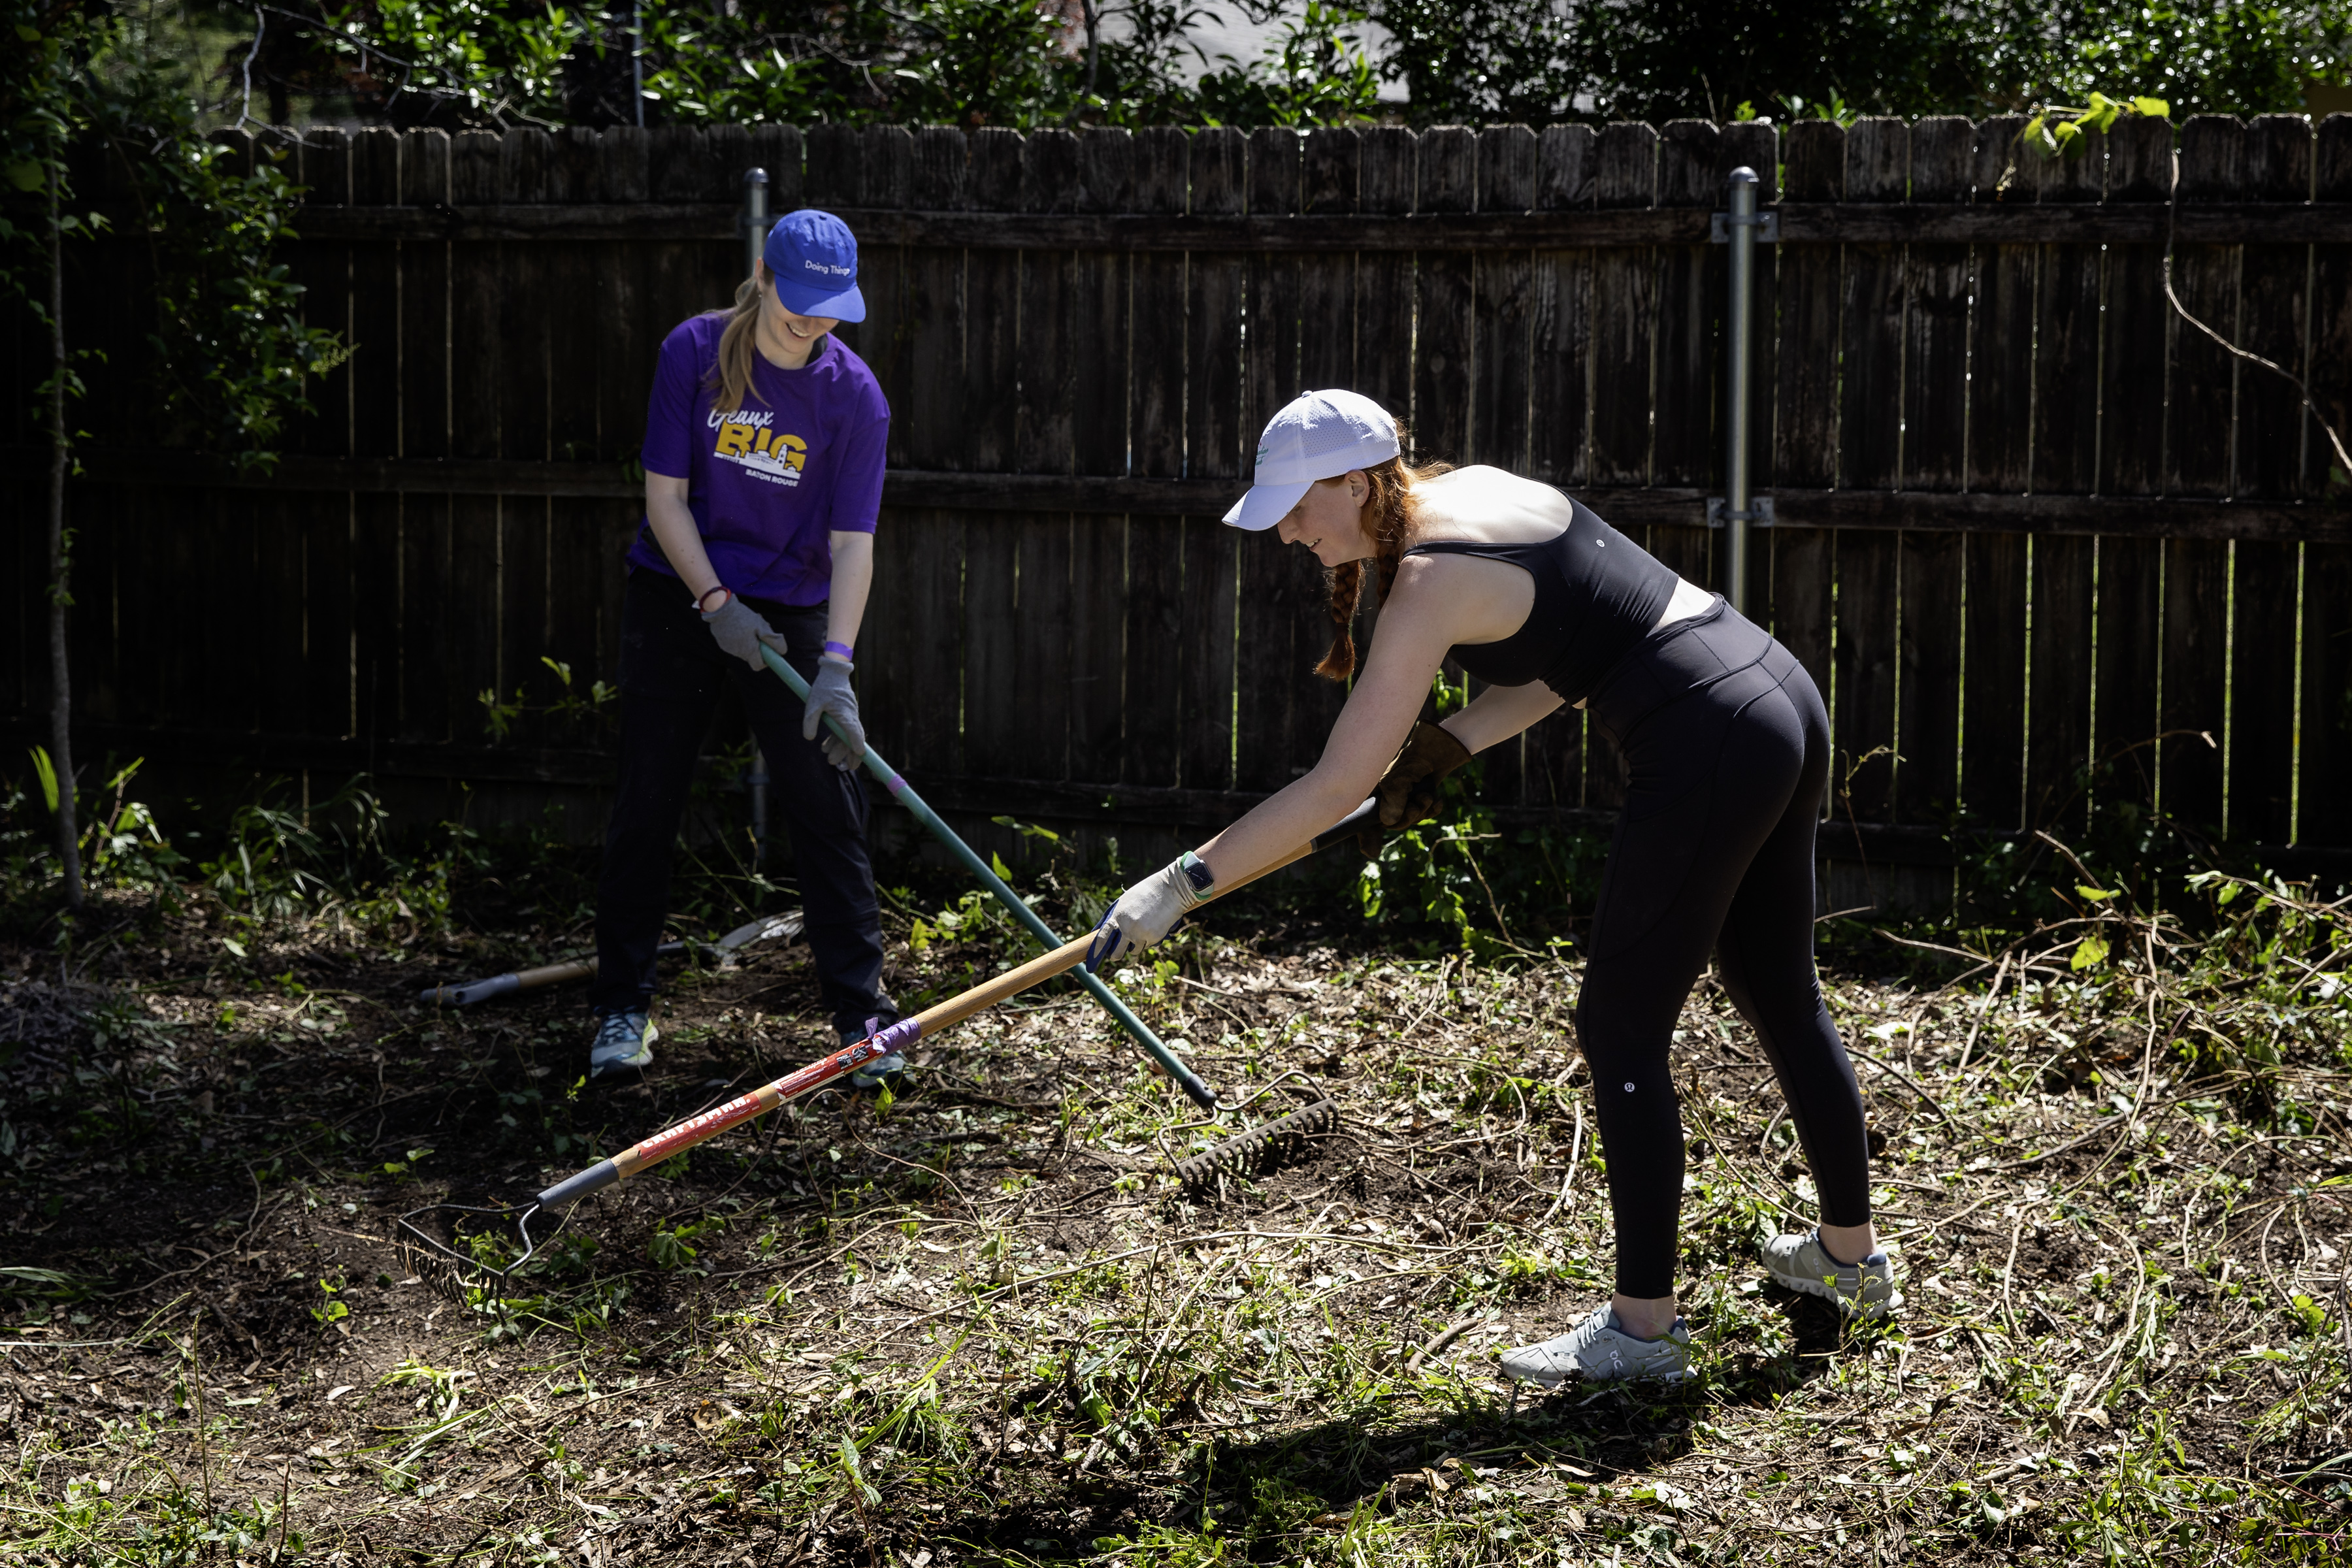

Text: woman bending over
xmin=1087 ymin=389 xmax=1891 ymax=1382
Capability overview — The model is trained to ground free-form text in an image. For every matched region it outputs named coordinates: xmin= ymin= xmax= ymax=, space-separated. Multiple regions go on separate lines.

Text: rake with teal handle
xmin=759 ymin=643 xmax=1217 ymax=1110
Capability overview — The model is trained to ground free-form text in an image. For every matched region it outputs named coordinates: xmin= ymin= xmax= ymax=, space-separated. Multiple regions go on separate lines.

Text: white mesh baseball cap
xmin=1222 ymin=389 xmax=1402 ymax=531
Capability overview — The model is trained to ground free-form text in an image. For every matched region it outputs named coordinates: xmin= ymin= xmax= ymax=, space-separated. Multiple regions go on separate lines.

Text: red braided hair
xmin=1313 ymin=436 xmax=1453 ymax=682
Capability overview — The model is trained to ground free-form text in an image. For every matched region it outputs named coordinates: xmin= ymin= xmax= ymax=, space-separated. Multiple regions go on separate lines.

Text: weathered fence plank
xmin=1413 ymin=127 xmax=1476 ymax=465
xmin=2093 ymin=115 xmax=2174 ymax=830
xmin=1119 ymin=128 xmax=1189 ymax=792
xmin=1473 ymin=124 xmax=1535 ymax=471
xmin=2019 ymin=116 xmax=2101 ymax=842
xmin=1471 ymin=124 xmax=1537 ymax=806
xmin=1893 ymin=120 xmax=1970 ymax=826
xmin=2028 ymin=535 xmax=2095 ymax=833
xmin=1526 ymin=124 xmax=1594 ymax=491
xmin=1961 ymin=532 xmax=2027 ymax=832
xmin=2304 ymin=119 xmax=2352 ymax=847
xmin=1896 ymin=529 xmax=1963 ymax=823
xmin=1828 ymin=120 xmax=1904 ymax=823
xmin=2230 ymin=115 xmax=2315 ymax=845
xmin=2307 ymin=541 xmax=2352 ymax=847
xmin=1903 ymin=118 xmax=1971 ymax=494
xmin=1588 ymin=122 xmax=1657 ymax=493
xmin=964 ymin=129 xmax=1022 ymax=476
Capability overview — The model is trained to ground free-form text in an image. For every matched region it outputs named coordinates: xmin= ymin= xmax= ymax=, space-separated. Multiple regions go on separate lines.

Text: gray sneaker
xmin=1761 ymin=1230 xmax=1896 ymax=1319
xmin=589 ymin=1011 xmax=657 ymax=1080
xmin=840 ymin=1015 xmax=904 ymax=1092
xmin=1498 ymin=1305 xmax=1691 ymax=1386
xmin=849 ymin=1052 xmax=904 ymax=1090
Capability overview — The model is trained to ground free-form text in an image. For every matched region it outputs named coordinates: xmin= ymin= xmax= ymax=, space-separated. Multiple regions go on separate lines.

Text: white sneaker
xmin=1761 ymin=1230 xmax=1896 ymax=1319
xmin=1498 ymin=1304 xmax=1691 ymax=1386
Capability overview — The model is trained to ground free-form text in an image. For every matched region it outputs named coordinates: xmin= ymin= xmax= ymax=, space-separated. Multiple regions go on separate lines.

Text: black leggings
xmin=1575 ymin=597 xmax=1870 ymax=1298
xmin=591 ymin=570 xmax=888 ymax=1032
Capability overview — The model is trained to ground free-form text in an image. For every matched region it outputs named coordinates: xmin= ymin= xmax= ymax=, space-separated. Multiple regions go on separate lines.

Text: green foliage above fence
xmin=93 ymin=1 xmax=2352 ymax=135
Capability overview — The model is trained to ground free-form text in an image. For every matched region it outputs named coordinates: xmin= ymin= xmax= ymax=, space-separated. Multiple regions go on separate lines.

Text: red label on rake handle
xmin=613 ymin=1036 xmax=895 ymax=1178
xmin=772 ymin=1035 xmax=894 ymax=1099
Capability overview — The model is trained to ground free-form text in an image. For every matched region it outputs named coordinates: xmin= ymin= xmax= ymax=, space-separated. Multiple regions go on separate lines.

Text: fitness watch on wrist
xmin=1176 ymin=850 xmax=1215 ymax=902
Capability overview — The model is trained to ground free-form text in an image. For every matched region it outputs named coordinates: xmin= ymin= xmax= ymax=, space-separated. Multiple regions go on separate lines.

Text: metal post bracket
xmin=1710 ymin=210 xmax=1780 ymax=244
xmin=1706 ymin=496 xmax=1776 ymax=529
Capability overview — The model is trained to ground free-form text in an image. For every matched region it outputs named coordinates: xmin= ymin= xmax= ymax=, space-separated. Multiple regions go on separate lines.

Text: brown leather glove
xmin=1357 ymin=720 xmax=1473 ymax=855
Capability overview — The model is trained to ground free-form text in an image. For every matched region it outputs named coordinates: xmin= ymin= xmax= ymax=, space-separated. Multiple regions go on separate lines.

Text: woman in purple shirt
xmin=588 ymin=210 xmax=898 ymax=1085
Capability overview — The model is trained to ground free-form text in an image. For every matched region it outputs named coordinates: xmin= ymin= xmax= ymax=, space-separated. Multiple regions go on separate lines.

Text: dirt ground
xmin=3 ymin=883 xmax=2349 ymax=1565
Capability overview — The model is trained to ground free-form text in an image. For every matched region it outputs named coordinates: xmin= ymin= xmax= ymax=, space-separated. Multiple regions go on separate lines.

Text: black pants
xmin=591 ymin=569 xmax=888 ymax=1034
xmin=1576 ymin=597 xmax=1871 ymax=1299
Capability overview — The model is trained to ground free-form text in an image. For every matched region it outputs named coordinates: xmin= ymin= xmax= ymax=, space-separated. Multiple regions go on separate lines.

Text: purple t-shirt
xmin=630 ymin=313 xmax=890 ymax=606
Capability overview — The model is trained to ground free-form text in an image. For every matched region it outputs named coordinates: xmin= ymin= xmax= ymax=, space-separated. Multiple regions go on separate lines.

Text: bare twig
xmin=1999 ymin=1217 xmax=2025 ymax=1339
xmin=1843 ymin=1041 xmax=1963 ymax=1132
xmin=1955 ymin=948 xmax=2014 ymax=1075
xmin=1405 ymin=1316 xmax=1481 ymax=1377
xmin=1538 ymin=1103 xmax=1584 ymax=1227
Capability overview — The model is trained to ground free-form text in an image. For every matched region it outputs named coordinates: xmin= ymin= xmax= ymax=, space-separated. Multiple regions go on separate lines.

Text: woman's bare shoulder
xmin=1412 ymin=466 xmax=1574 ymax=541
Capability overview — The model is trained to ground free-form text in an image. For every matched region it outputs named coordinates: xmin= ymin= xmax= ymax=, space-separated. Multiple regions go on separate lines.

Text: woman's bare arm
xmin=1194 ymin=561 xmax=1461 ymax=885
xmin=1443 ymin=679 xmax=1565 ymax=753
xmin=825 ymin=531 xmax=874 ymax=655
xmin=644 ymin=470 xmax=720 ymax=601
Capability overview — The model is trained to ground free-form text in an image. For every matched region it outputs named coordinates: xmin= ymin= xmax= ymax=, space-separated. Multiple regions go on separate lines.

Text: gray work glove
xmin=1085 ymin=852 xmax=1213 ymax=972
xmin=802 ymin=658 xmax=866 ymax=772
xmin=701 ymin=593 xmax=776 ymax=670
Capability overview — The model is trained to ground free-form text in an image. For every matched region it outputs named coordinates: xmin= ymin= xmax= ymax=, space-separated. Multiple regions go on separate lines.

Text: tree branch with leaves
xmin=3 ymin=1 xmax=346 ymax=915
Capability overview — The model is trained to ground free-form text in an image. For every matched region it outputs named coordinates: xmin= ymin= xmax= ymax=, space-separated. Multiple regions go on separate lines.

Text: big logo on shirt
xmin=707 ymin=408 xmax=807 ymax=487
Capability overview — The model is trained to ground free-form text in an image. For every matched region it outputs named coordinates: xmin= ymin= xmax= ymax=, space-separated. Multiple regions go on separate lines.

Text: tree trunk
xmin=46 ymin=161 xmax=82 ymax=911
xmin=1081 ymin=0 xmax=1099 ymax=104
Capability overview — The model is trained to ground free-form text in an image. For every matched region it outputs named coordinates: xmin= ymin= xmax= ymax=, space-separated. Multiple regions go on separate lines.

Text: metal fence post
xmin=742 ymin=167 xmax=772 ymax=867
xmin=1709 ymin=165 xmax=1774 ymax=613
xmin=1723 ymin=167 xmax=1757 ymax=615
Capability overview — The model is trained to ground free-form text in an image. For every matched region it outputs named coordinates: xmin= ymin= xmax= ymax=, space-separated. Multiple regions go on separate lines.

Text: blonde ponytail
xmin=708 ymin=271 xmax=766 ymax=413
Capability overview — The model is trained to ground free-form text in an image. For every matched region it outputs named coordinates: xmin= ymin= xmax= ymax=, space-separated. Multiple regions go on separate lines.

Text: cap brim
xmin=1222 ymin=478 xmax=1311 ymax=531
xmin=773 ymin=280 xmax=866 ymax=323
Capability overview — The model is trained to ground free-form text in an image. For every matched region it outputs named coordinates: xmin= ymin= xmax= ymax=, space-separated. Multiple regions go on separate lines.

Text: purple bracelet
xmin=823 ymin=640 xmax=855 ymax=662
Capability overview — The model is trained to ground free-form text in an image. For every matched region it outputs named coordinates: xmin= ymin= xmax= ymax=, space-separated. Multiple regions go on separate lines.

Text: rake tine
xmin=1170 ymin=1099 xmax=1341 ymax=1186
xmin=396 ymin=1200 xmax=553 ymax=1305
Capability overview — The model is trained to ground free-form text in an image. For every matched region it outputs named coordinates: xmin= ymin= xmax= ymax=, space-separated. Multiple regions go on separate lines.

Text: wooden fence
xmin=8 ymin=113 xmax=2351 ymax=895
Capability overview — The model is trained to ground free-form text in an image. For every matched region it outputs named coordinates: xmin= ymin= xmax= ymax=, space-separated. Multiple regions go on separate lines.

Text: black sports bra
xmin=1403 ymin=496 xmax=1680 ymax=704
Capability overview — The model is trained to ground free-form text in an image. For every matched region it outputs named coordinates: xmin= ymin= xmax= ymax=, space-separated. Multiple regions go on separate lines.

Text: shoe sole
xmin=1765 ymin=1268 xmax=1893 ymax=1320
xmin=1501 ymin=1363 xmax=1692 ymax=1388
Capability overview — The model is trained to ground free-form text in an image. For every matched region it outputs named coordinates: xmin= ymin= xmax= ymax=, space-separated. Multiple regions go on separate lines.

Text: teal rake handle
xmin=760 ymin=643 xmax=1217 ymax=1109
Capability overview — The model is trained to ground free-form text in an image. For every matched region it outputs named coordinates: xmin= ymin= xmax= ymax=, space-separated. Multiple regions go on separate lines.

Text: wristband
xmin=697 ymin=585 xmax=732 ymax=613
xmin=823 ymin=640 xmax=855 ymax=662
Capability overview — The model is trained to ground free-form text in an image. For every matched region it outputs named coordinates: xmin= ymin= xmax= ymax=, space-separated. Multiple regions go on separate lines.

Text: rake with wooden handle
xmin=398 ymin=797 xmax=1376 ymax=1298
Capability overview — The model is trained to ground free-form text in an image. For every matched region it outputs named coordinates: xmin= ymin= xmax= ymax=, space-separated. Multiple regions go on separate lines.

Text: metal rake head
xmin=1171 ymin=1098 xmax=1340 ymax=1186
xmin=396 ymin=1200 xmax=552 ymax=1304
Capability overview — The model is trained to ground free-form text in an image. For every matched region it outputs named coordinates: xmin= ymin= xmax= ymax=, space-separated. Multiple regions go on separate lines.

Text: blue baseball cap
xmin=762 ymin=209 xmax=865 ymax=323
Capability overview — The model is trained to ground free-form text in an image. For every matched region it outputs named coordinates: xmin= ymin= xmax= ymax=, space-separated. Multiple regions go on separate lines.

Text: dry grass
xmin=1 ymin=864 xmax=2348 ymax=1566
